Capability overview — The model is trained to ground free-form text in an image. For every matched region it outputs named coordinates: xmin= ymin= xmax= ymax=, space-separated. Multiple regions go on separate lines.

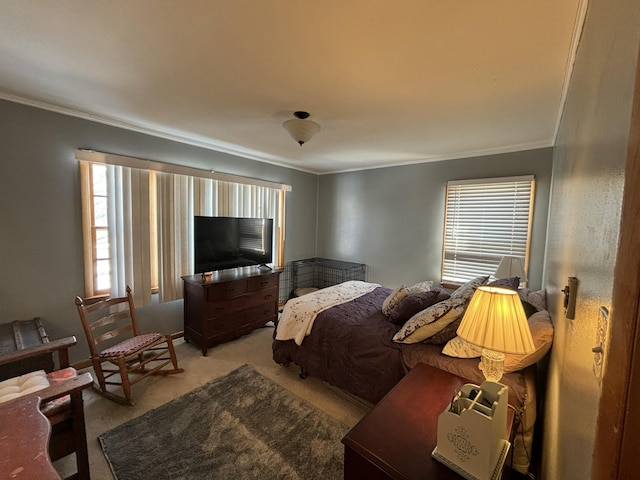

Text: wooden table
xmin=0 ymin=395 xmax=61 ymax=479
xmin=342 ymin=363 xmax=513 ymax=479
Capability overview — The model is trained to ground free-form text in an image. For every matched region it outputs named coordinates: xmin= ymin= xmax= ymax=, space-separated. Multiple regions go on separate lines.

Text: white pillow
xmin=0 ymin=370 xmax=50 ymax=404
xmin=382 ymin=285 xmax=409 ymax=316
xmin=442 ymin=310 xmax=554 ymax=373
xmin=442 ymin=336 xmax=482 ymax=358
xmin=504 ymin=310 xmax=554 ymax=372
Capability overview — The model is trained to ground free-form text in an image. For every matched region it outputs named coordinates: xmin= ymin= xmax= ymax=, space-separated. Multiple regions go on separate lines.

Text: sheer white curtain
xmin=106 ymin=165 xmax=153 ymax=306
xmin=80 ymin=157 xmax=285 ymax=305
xmin=215 ymin=181 xmax=281 ymax=264
xmin=155 ymin=177 xmax=283 ymax=302
xmin=155 ymin=172 xmax=195 ymax=302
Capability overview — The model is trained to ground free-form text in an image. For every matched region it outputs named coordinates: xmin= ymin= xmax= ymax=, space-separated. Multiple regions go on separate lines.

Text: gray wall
xmin=0 ymin=99 xmax=318 ymax=362
xmin=542 ymin=0 xmax=640 ymax=478
xmin=0 ymin=97 xmax=552 ymax=367
xmin=316 ymin=148 xmax=553 ymax=290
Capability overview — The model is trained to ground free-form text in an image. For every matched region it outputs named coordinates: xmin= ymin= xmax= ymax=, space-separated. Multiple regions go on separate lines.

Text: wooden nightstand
xmin=342 ymin=363 xmax=514 ymax=480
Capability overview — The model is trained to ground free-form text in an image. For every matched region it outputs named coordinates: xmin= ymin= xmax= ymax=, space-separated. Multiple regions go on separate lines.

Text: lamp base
xmin=480 ymin=348 xmax=505 ymax=382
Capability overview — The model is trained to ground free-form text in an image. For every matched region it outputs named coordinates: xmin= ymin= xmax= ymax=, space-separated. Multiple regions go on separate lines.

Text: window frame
xmin=440 ymin=175 xmax=535 ymax=289
xmin=88 ymin=163 xmax=110 ymax=296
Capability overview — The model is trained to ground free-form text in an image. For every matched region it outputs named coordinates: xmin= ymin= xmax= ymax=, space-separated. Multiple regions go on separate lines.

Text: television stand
xmin=182 ymin=266 xmax=281 ymax=355
xmin=257 ymin=263 xmax=273 ymax=271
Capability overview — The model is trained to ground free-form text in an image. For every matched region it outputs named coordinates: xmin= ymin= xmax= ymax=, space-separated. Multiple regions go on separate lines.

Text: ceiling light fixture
xmin=282 ymin=111 xmax=321 ymax=146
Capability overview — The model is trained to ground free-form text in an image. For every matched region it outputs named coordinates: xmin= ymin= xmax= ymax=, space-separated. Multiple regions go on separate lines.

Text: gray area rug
xmin=99 ymin=365 xmax=349 ymax=479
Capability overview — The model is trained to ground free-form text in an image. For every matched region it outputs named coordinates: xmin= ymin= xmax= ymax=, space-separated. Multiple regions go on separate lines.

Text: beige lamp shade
xmin=457 ymin=286 xmax=535 ymax=354
xmin=494 ymin=256 xmax=527 ymax=282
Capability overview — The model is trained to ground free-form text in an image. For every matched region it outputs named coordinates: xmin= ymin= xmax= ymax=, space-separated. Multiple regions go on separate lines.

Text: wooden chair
xmin=0 ymin=336 xmax=93 ymax=480
xmin=75 ymin=285 xmax=183 ymax=406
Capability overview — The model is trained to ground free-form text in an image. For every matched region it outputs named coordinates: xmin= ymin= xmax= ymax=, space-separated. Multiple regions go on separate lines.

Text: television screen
xmin=194 ymin=216 xmax=273 ymax=274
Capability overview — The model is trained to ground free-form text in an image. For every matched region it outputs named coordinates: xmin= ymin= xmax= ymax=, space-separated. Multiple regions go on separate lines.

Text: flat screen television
xmin=194 ymin=216 xmax=274 ymax=274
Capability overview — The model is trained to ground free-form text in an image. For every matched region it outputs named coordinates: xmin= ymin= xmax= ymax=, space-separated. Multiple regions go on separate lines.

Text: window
xmin=78 ymin=150 xmax=289 ymax=304
xmin=86 ymin=163 xmax=110 ymax=294
xmin=441 ymin=175 xmax=535 ymax=287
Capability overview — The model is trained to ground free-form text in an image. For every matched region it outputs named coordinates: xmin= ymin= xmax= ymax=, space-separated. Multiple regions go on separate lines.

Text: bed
xmin=272 ymin=277 xmax=553 ymax=475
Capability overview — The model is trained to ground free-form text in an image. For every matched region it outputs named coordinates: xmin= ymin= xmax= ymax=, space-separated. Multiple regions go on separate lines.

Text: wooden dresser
xmin=182 ymin=267 xmax=280 ymax=355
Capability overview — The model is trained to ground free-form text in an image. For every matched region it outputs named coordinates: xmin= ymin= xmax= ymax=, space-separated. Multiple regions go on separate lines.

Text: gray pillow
xmin=388 ymin=289 xmax=451 ymax=326
xmin=449 ymin=275 xmax=489 ymax=302
xmin=487 ymin=276 xmax=520 ymax=290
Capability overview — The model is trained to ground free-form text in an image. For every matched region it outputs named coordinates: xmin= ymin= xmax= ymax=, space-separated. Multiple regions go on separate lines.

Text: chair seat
xmin=99 ymin=332 xmax=163 ymax=358
xmin=0 ymin=369 xmax=50 ymax=404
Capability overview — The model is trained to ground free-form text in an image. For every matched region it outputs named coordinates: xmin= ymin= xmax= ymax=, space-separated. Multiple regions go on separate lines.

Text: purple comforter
xmin=272 ymin=286 xmax=405 ymax=404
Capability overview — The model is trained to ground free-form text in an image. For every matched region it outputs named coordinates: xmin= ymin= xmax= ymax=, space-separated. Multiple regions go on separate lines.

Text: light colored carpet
xmin=54 ymin=324 xmax=371 ymax=479
xmin=99 ymin=364 xmax=349 ymax=479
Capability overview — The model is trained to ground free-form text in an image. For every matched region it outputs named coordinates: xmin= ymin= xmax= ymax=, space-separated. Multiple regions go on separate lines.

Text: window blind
xmin=442 ymin=175 xmax=535 ymax=285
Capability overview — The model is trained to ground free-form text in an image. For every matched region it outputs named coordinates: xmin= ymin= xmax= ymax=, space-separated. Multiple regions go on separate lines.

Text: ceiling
xmin=0 ymin=1 xmax=585 ymax=174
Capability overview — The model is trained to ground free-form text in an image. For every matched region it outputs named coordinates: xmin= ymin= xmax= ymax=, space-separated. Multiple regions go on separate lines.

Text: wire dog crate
xmin=290 ymin=257 xmax=367 ymax=297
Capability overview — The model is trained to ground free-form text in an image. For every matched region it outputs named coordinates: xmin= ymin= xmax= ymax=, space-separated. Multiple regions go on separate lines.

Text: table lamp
xmin=494 ymin=256 xmax=527 ymax=282
xmin=456 ymin=286 xmax=535 ymax=382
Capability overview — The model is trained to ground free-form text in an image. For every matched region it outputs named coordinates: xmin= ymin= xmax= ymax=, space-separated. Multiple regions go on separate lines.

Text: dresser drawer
xmin=204 ymin=286 xmax=278 ymax=317
xmin=204 ymin=311 xmax=247 ymax=336
xmin=206 ymin=279 xmax=248 ymax=301
xmin=244 ymin=286 xmax=278 ymax=307
xmin=247 ymin=274 xmax=279 ymax=292
xmin=203 ymin=297 xmax=246 ymax=317
xmin=244 ymin=302 xmax=278 ymax=322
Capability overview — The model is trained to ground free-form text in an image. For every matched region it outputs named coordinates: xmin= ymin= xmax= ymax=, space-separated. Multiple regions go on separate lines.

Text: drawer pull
xmin=264 ymin=294 xmax=273 ymax=300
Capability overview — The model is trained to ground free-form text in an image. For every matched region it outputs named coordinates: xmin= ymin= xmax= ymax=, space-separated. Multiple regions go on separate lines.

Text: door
xmin=592 ymin=43 xmax=640 ymax=479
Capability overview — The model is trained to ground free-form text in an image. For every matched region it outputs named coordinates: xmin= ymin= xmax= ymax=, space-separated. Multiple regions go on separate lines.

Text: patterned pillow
xmin=449 ymin=276 xmax=490 ymax=302
xmin=488 ymin=276 xmax=520 ymax=291
xmin=382 ymin=285 xmax=409 ymax=316
xmin=388 ymin=289 xmax=451 ymax=326
xmin=406 ymin=280 xmax=433 ymax=295
xmin=392 ymin=297 xmax=467 ymax=344
xmin=422 ymin=316 xmax=463 ymax=344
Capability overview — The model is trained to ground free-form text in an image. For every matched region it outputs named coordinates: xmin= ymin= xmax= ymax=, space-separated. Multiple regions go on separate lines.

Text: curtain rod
xmin=75 ymin=149 xmax=292 ymax=192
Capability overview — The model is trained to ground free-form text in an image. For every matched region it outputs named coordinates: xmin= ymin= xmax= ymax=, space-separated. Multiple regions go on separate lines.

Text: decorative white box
xmin=432 ymin=381 xmax=510 ymax=480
